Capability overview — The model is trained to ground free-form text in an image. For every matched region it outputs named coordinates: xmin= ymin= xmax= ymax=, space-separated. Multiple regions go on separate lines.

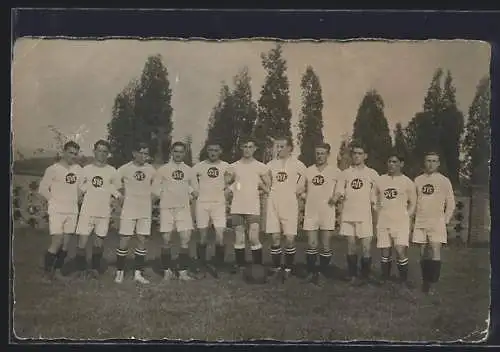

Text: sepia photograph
xmin=11 ymin=38 xmax=491 ymax=342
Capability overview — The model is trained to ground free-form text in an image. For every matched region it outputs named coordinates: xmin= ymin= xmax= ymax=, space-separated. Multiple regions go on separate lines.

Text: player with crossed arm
xmin=75 ymin=140 xmax=122 ymax=279
xmin=38 ymin=140 xmax=83 ymax=281
xmin=302 ymin=142 xmax=340 ymax=285
xmin=153 ymin=141 xmax=199 ymax=281
xmin=192 ymin=140 xmax=231 ymax=278
xmin=374 ymin=152 xmax=417 ymax=288
xmin=266 ymin=136 xmax=307 ymax=282
xmin=412 ymin=151 xmax=455 ymax=294
xmin=335 ymin=141 xmax=379 ymax=286
xmin=225 ymin=137 xmax=270 ymax=273
xmin=113 ymin=142 xmax=156 ymax=284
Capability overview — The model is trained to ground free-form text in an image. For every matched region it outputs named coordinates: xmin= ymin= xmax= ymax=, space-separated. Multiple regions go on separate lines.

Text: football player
xmin=192 ymin=140 xmax=231 ymax=277
xmin=334 ymin=141 xmax=379 ymax=286
xmin=266 ymin=136 xmax=306 ymax=281
xmin=153 ymin=141 xmax=199 ymax=281
xmin=412 ymin=151 xmax=455 ymax=294
xmin=225 ymin=137 xmax=270 ymax=273
xmin=303 ymin=143 xmax=340 ymax=285
xmin=38 ymin=140 xmax=83 ymax=281
xmin=114 ymin=142 xmax=156 ymax=284
xmin=374 ymin=152 xmax=416 ymax=287
xmin=75 ymin=140 xmax=121 ymax=279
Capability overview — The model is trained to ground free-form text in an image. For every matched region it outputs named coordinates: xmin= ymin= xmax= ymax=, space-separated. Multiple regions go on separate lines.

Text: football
xmin=243 ymin=264 xmax=268 ymax=284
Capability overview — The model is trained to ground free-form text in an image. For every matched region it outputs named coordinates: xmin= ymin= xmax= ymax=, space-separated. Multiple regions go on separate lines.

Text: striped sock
xmin=284 ymin=247 xmax=296 ymax=271
xmin=319 ymin=249 xmax=333 ymax=273
xmin=397 ymin=257 xmax=409 ymax=282
xmin=115 ymin=248 xmax=128 ymax=271
xmin=134 ymin=248 xmax=147 ymax=271
xmin=305 ymin=248 xmax=318 ymax=273
xmin=270 ymin=245 xmax=282 ymax=269
xmin=381 ymin=256 xmax=392 ymax=280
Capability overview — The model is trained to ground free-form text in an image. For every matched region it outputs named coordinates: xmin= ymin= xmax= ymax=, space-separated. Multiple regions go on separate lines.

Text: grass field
xmin=12 ymin=225 xmax=490 ymax=342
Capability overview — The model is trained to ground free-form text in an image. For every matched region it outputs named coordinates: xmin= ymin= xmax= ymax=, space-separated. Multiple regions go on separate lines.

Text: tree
xmin=337 ymin=134 xmax=352 ymax=170
xmin=108 ymin=54 xmax=173 ymax=167
xmin=254 ymin=43 xmax=292 ymax=162
xmin=352 ymin=90 xmax=392 ymax=174
xmin=393 ymin=122 xmax=409 ymax=172
xmin=462 ymin=76 xmax=491 ymax=185
xmin=183 ymin=134 xmax=193 ymax=166
xmin=297 ymin=66 xmax=324 ymax=167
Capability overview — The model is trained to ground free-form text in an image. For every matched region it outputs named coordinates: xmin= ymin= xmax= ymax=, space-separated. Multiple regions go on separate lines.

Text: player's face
xmin=315 ymin=147 xmax=329 ymax=166
xmin=351 ymin=148 xmax=367 ymax=166
xmin=207 ymin=145 xmax=222 ymax=162
xmin=94 ymin=145 xmax=109 ymax=164
xmin=424 ymin=155 xmax=440 ymax=173
xmin=241 ymin=142 xmax=256 ymax=158
xmin=62 ymin=147 xmax=79 ymax=165
xmin=387 ymin=156 xmax=403 ymax=175
xmin=276 ymin=140 xmax=292 ymax=159
xmin=172 ymin=146 xmax=186 ymax=163
xmin=133 ymin=148 xmax=149 ymax=165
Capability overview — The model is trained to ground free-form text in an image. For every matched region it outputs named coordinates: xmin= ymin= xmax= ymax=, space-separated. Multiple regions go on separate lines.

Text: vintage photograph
xmin=11 ymin=38 xmax=491 ymax=341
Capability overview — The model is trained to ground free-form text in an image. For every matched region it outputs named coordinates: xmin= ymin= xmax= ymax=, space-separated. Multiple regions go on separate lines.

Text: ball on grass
xmin=243 ymin=264 xmax=268 ymax=284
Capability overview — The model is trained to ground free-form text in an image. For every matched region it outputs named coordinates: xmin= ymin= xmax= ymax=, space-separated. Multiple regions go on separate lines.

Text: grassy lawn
xmin=12 ymin=226 xmax=490 ymax=342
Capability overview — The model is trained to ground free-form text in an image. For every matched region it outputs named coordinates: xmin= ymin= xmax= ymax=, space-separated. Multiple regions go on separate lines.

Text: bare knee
xmin=248 ymin=223 xmax=260 ymax=246
xmin=161 ymin=232 xmax=172 ymax=248
xmin=136 ymin=235 xmax=147 ymax=250
xmin=284 ymin=235 xmax=295 ymax=249
xmin=347 ymin=237 xmax=357 ymax=255
xmin=179 ymin=231 xmax=191 ymax=248
xmin=307 ymin=231 xmax=318 ymax=249
xmin=320 ymin=231 xmax=332 ymax=251
xmin=394 ymin=245 xmax=407 ymax=260
xmin=234 ymin=226 xmax=246 ymax=249
xmin=214 ymin=228 xmax=225 ymax=245
xmin=380 ymin=247 xmax=391 ymax=258
xmin=94 ymin=236 xmax=105 ymax=248
xmin=49 ymin=235 xmax=64 ymax=253
xmin=361 ymin=238 xmax=372 ymax=257
xmin=119 ymin=235 xmax=131 ymax=250
xmin=430 ymin=242 xmax=441 ymax=260
xmin=199 ymin=228 xmax=209 ymax=244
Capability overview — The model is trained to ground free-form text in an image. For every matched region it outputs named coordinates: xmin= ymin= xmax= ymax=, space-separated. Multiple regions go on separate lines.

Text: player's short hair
xmin=315 ymin=142 xmax=331 ymax=153
xmin=239 ymin=136 xmax=257 ymax=147
xmin=133 ymin=142 xmax=149 ymax=152
xmin=63 ymin=140 xmax=80 ymax=151
xmin=94 ymin=139 xmax=110 ymax=151
xmin=171 ymin=141 xmax=186 ymax=151
xmin=388 ymin=151 xmax=405 ymax=163
xmin=206 ymin=139 xmax=223 ymax=149
xmin=275 ymin=135 xmax=294 ymax=149
xmin=349 ymin=140 xmax=366 ymax=153
xmin=424 ymin=151 xmax=440 ymax=160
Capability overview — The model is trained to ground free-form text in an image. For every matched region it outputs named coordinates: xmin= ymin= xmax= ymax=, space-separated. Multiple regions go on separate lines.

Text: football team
xmin=38 ymin=136 xmax=456 ymax=294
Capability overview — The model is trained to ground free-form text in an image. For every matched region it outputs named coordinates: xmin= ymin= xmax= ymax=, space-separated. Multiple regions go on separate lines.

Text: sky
xmin=12 ymin=38 xmax=490 ymax=163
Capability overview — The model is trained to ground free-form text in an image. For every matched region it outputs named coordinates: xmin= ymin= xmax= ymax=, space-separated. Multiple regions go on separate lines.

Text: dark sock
xmin=54 ymin=249 xmax=67 ymax=270
xmin=270 ymin=245 xmax=282 ymax=269
xmin=134 ymin=248 xmax=147 ymax=271
xmin=44 ymin=251 xmax=57 ymax=272
xmin=161 ymin=247 xmax=171 ymax=270
xmin=76 ymin=248 xmax=87 ymax=271
xmin=178 ymin=248 xmax=190 ymax=271
xmin=430 ymin=260 xmax=441 ymax=283
xmin=360 ymin=257 xmax=372 ymax=278
xmin=91 ymin=246 xmax=103 ymax=271
xmin=397 ymin=258 xmax=409 ymax=282
xmin=197 ymin=243 xmax=207 ymax=263
xmin=234 ymin=248 xmax=246 ymax=267
xmin=251 ymin=248 xmax=263 ymax=265
xmin=115 ymin=248 xmax=128 ymax=271
xmin=284 ymin=247 xmax=296 ymax=270
xmin=420 ymin=259 xmax=430 ymax=283
xmin=347 ymin=254 xmax=358 ymax=277
xmin=319 ymin=250 xmax=332 ymax=273
xmin=215 ymin=244 xmax=225 ymax=265
xmin=380 ymin=256 xmax=392 ymax=280
xmin=306 ymin=248 xmax=318 ymax=273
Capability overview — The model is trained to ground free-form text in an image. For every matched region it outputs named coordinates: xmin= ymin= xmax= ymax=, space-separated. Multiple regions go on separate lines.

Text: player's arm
xmin=370 ymin=171 xmax=380 ymax=210
xmin=110 ymin=169 xmax=122 ymax=200
xmin=444 ymin=178 xmax=456 ymax=224
xmin=38 ymin=166 xmax=54 ymax=201
xmin=327 ymin=176 xmax=338 ymax=206
xmin=188 ymin=168 xmax=199 ymax=200
xmin=371 ymin=180 xmax=381 ymax=212
xmin=295 ymin=161 xmax=307 ymax=196
xmin=332 ymin=171 xmax=346 ymax=203
xmin=406 ymin=180 xmax=417 ymax=217
xmin=151 ymin=168 xmax=164 ymax=198
xmin=259 ymin=166 xmax=271 ymax=194
xmin=79 ymin=168 xmax=90 ymax=195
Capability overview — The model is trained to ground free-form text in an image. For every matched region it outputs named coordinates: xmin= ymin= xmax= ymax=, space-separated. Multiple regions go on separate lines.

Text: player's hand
xmin=258 ymin=182 xmax=269 ymax=195
xmin=112 ymin=191 xmax=122 ymax=200
xmin=224 ymin=187 xmax=233 ymax=200
xmin=190 ymin=190 xmax=199 ymax=201
xmin=327 ymin=196 xmax=336 ymax=207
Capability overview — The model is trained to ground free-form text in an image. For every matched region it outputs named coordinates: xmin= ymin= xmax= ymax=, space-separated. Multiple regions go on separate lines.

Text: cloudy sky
xmin=12 ymin=38 xmax=490 ymax=162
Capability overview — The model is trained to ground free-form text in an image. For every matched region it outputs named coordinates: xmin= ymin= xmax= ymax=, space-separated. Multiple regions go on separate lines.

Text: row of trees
xmin=107 ymin=44 xmax=491 ymax=189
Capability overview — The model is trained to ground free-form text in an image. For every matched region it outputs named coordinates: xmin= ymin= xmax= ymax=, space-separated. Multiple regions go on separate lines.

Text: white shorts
xmin=76 ymin=215 xmax=110 ymax=237
xmin=340 ymin=221 xmax=373 ymax=239
xmin=119 ymin=218 xmax=152 ymax=236
xmin=376 ymin=224 xmax=410 ymax=248
xmin=48 ymin=213 xmax=78 ymax=235
xmin=412 ymin=226 xmax=448 ymax=244
xmin=196 ymin=202 xmax=226 ymax=229
xmin=160 ymin=207 xmax=193 ymax=233
xmin=266 ymin=196 xmax=298 ymax=236
xmin=303 ymin=205 xmax=336 ymax=231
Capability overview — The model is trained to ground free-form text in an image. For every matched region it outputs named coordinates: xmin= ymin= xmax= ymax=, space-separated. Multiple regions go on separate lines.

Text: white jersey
xmin=305 ymin=163 xmax=340 ymax=213
xmin=267 ymin=157 xmax=307 ymax=200
xmin=414 ymin=172 xmax=455 ymax=228
xmin=80 ymin=163 xmax=119 ymax=218
xmin=228 ymin=159 xmax=269 ymax=215
xmin=38 ymin=163 xmax=83 ymax=215
xmin=153 ymin=162 xmax=196 ymax=209
xmin=336 ymin=165 xmax=379 ymax=222
xmin=193 ymin=160 xmax=229 ymax=204
xmin=376 ymin=174 xmax=416 ymax=228
xmin=117 ymin=161 xmax=156 ymax=219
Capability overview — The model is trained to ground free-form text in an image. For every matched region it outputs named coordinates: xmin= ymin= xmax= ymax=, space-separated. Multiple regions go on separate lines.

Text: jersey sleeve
xmin=38 ymin=165 xmax=54 ymax=200
xmin=443 ymin=177 xmax=456 ymax=224
xmin=334 ymin=170 xmax=347 ymax=197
